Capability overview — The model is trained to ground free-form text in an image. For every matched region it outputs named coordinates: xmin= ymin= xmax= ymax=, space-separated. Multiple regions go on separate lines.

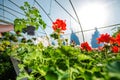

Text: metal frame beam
xmin=69 ymin=0 xmax=85 ymax=42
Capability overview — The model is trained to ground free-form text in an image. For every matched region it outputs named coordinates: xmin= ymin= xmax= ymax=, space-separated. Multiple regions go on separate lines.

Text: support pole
xmin=69 ymin=0 xmax=85 ymax=42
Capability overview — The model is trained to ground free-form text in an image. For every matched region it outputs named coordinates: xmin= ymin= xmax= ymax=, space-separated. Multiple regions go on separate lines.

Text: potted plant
xmin=14 ymin=2 xmax=46 ymax=35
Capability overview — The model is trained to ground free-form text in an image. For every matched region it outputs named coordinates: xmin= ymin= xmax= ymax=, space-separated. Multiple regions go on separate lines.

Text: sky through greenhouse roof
xmin=0 ymin=0 xmax=120 ymax=44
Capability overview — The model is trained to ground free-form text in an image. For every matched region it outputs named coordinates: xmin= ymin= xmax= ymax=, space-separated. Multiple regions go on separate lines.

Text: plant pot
xmin=22 ymin=26 xmax=35 ymax=35
xmin=10 ymin=57 xmax=19 ymax=76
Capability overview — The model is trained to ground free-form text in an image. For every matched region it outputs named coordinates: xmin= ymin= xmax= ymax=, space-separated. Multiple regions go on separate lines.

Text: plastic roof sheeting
xmin=0 ymin=0 xmax=120 ymax=43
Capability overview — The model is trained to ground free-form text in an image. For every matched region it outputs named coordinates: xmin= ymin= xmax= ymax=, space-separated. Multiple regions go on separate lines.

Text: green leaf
xmin=61 ymin=73 xmax=69 ymax=80
xmin=93 ymin=71 xmax=104 ymax=78
xmin=45 ymin=70 xmax=58 ymax=80
xmin=84 ymin=71 xmax=92 ymax=80
xmin=43 ymin=23 xmax=46 ymax=29
xmin=107 ymin=61 xmax=120 ymax=79
xmin=78 ymin=54 xmax=92 ymax=61
xmin=20 ymin=6 xmax=25 ymax=10
xmin=17 ymin=71 xmax=29 ymax=80
xmin=14 ymin=18 xmax=26 ymax=32
xmin=24 ymin=2 xmax=30 ymax=8
xmin=107 ymin=61 xmax=120 ymax=73
xmin=55 ymin=59 xmax=68 ymax=71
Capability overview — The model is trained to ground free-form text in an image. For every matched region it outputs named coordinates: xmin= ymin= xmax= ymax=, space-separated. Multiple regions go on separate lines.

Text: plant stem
xmin=57 ymin=33 xmax=61 ymax=46
xmin=105 ymin=48 xmax=108 ymax=60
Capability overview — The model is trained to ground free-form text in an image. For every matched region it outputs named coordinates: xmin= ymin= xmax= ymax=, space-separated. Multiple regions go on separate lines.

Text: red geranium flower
xmin=97 ymin=33 xmax=111 ymax=44
xmin=80 ymin=42 xmax=92 ymax=51
xmin=116 ymin=33 xmax=120 ymax=46
xmin=52 ymin=19 xmax=66 ymax=33
xmin=111 ymin=46 xmax=119 ymax=53
xmin=110 ymin=37 xmax=116 ymax=44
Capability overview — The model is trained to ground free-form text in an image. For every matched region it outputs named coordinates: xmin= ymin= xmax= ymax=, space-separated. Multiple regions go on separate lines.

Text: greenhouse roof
xmin=0 ymin=0 xmax=120 ymax=43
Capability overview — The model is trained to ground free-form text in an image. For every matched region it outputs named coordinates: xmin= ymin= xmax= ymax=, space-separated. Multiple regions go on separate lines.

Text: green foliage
xmin=0 ymin=41 xmax=16 ymax=80
xmin=106 ymin=61 xmax=120 ymax=80
xmin=0 ymin=40 xmax=10 ymax=52
xmin=14 ymin=18 xmax=26 ymax=32
xmin=0 ymin=34 xmax=119 ymax=80
xmin=107 ymin=61 xmax=120 ymax=73
xmin=0 ymin=40 xmax=119 ymax=80
xmin=7 ymin=42 xmax=119 ymax=80
xmin=8 ymin=44 xmax=82 ymax=79
xmin=0 ymin=32 xmax=36 ymax=44
xmin=1 ymin=32 xmax=120 ymax=80
xmin=14 ymin=2 xmax=46 ymax=32
xmin=0 ymin=53 xmax=15 ymax=80
xmin=50 ymin=32 xmax=59 ymax=39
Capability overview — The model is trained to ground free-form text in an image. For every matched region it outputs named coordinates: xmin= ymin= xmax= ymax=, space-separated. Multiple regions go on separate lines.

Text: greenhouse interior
xmin=0 ymin=0 xmax=120 ymax=80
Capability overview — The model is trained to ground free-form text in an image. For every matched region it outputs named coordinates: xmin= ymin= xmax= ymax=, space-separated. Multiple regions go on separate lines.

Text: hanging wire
xmin=80 ymin=23 xmax=120 ymax=32
xmin=54 ymin=0 xmax=78 ymax=23
xmin=0 ymin=7 xmax=18 ymax=18
xmin=34 ymin=0 xmax=53 ymax=22
xmin=8 ymin=0 xmax=20 ymax=9
xmin=69 ymin=0 xmax=85 ymax=42
xmin=0 ymin=4 xmax=25 ymax=16
xmin=64 ymin=23 xmax=120 ymax=35
xmin=0 ymin=19 xmax=13 ymax=24
xmin=0 ymin=15 xmax=13 ymax=24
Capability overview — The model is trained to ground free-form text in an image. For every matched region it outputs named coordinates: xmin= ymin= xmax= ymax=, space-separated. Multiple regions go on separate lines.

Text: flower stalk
xmin=57 ymin=33 xmax=62 ymax=46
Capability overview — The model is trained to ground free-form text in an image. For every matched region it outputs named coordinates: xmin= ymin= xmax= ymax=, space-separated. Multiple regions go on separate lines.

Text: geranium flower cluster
xmin=51 ymin=19 xmax=67 ymax=45
xmin=97 ymin=33 xmax=120 ymax=53
xmin=52 ymin=19 xmax=66 ymax=33
xmin=80 ymin=42 xmax=92 ymax=51
xmin=97 ymin=33 xmax=111 ymax=44
xmin=80 ymin=33 xmax=120 ymax=53
xmin=51 ymin=19 xmax=120 ymax=54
